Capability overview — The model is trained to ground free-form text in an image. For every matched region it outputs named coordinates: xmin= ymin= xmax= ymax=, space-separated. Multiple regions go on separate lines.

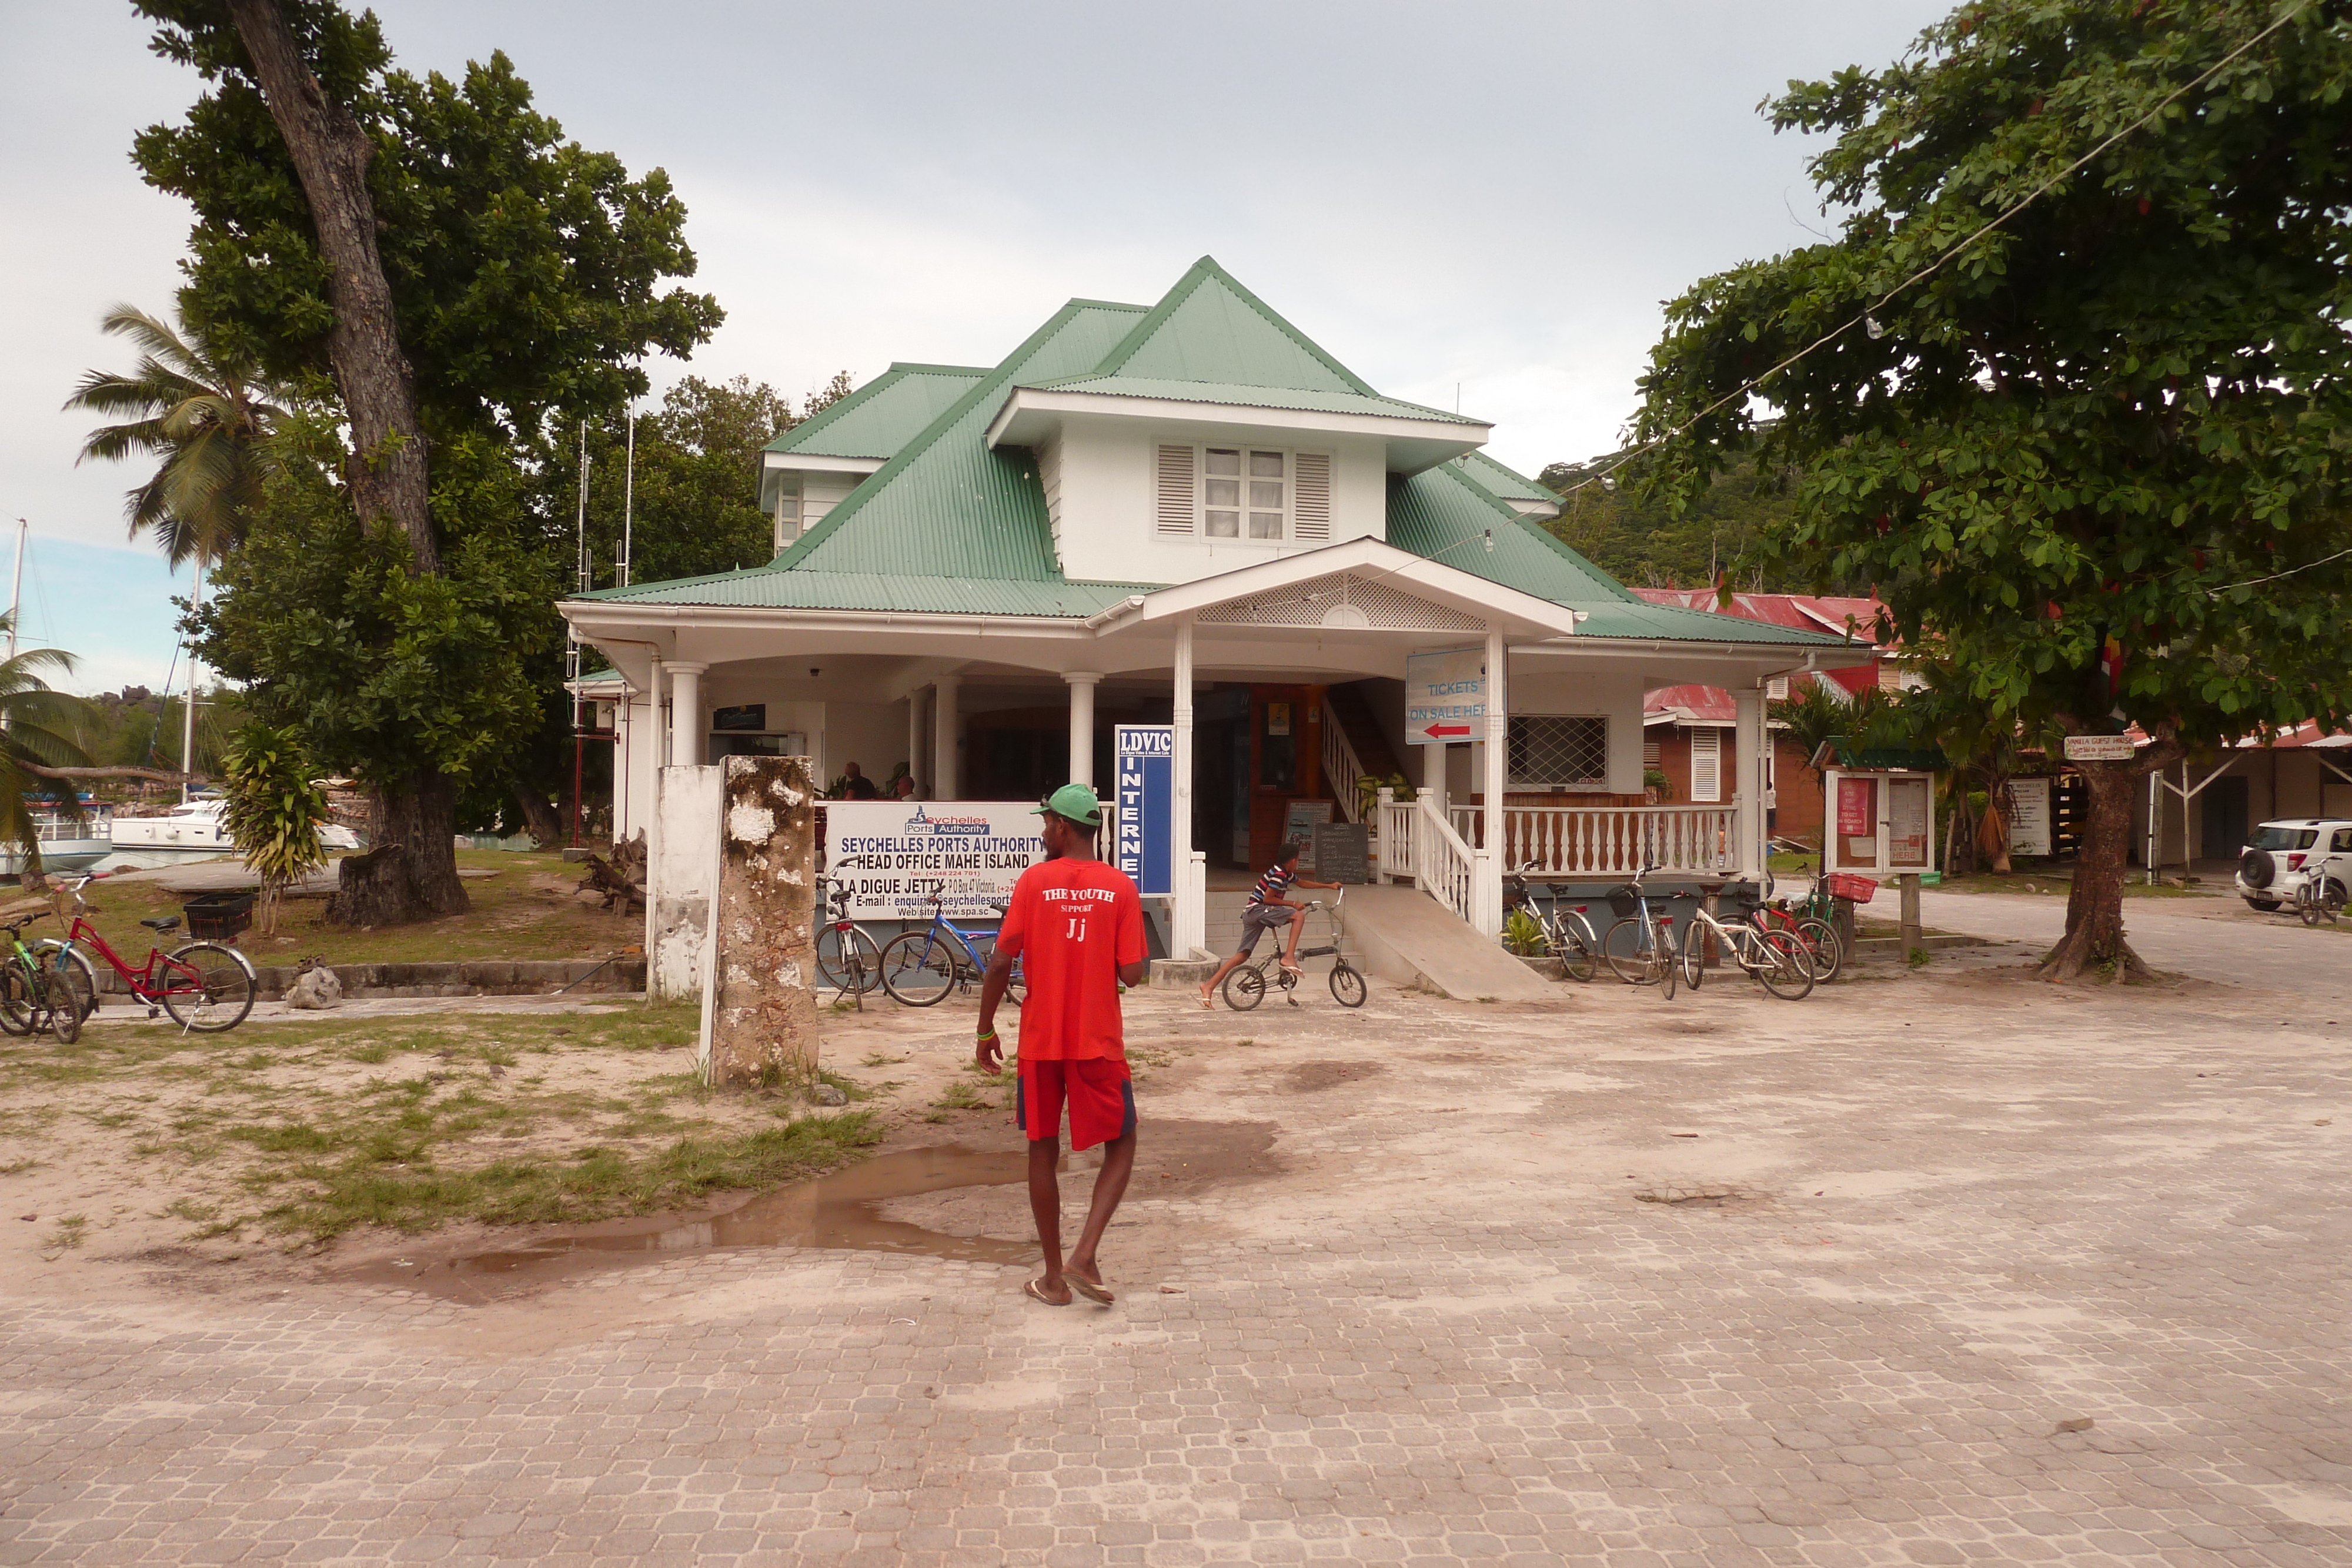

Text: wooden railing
xmin=1416 ymin=797 xmax=1476 ymax=922
xmin=1320 ymin=700 xmax=1365 ymax=824
xmin=1450 ymin=802 xmax=1741 ymax=877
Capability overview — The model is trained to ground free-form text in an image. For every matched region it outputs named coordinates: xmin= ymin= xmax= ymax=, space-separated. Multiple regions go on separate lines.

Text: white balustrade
xmin=1415 ymin=796 xmax=1476 ymax=923
xmin=1321 ymin=700 xmax=1366 ymax=824
xmin=1449 ymin=802 xmax=1743 ymax=877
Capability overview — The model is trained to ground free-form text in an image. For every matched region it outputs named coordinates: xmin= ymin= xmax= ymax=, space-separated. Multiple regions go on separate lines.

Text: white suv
xmin=2236 ymin=819 xmax=2352 ymax=912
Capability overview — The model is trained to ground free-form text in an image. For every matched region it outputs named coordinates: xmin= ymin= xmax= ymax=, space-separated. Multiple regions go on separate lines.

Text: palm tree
xmin=0 ymin=623 xmax=96 ymax=885
xmin=64 ymin=305 xmax=288 ymax=567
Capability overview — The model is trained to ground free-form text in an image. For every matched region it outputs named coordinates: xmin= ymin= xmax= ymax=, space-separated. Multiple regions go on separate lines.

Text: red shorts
xmin=1015 ymin=1058 xmax=1137 ymax=1151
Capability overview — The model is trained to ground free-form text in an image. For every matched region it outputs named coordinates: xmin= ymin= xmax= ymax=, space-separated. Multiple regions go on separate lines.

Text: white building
xmin=561 ymin=258 xmax=1863 ymax=956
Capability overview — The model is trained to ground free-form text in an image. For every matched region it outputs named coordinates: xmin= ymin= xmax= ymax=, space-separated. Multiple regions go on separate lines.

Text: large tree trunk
xmin=228 ymin=0 xmax=465 ymax=926
xmin=325 ymin=774 xmax=468 ymax=927
xmin=223 ymin=0 xmax=437 ymax=573
xmin=2036 ymin=764 xmax=2146 ymax=982
xmin=510 ymin=778 xmax=565 ymax=851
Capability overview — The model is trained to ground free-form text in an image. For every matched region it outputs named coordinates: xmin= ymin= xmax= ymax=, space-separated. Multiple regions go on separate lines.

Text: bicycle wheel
xmin=1224 ymin=965 xmax=1265 ymax=1011
xmin=1329 ymin=962 xmax=1367 ymax=1008
xmin=1658 ymin=928 xmax=1678 ymax=1000
xmin=0 ymin=963 xmax=34 ymax=1037
xmin=45 ymin=964 xmax=88 ymax=1044
xmin=1602 ymin=919 xmax=1660 ymax=985
xmin=159 ymin=944 xmax=258 ymax=1032
xmin=877 ymin=931 xmax=959 ymax=1007
xmin=2299 ymin=883 xmax=2326 ymax=927
xmin=1753 ymin=930 xmax=1815 ymax=1001
xmin=1795 ymin=918 xmax=1843 ymax=984
xmin=1556 ymin=924 xmax=1598 ymax=984
xmin=1680 ymin=924 xmax=1707 ymax=991
xmin=815 ymin=923 xmax=883 ymax=993
xmin=32 ymin=942 xmax=101 ymax=1022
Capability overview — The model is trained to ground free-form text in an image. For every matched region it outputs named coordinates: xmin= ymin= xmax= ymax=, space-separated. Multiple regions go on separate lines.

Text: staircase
xmin=1326 ymin=681 xmax=1405 ymax=793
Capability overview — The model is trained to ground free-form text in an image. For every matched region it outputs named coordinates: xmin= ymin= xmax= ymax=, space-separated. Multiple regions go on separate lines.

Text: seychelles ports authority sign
xmin=1113 ymin=724 xmax=1174 ymax=896
xmin=1405 ymin=646 xmax=1488 ymax=745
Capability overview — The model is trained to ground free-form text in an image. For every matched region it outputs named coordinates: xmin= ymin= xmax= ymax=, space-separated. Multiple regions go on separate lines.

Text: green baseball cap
xmin=1034 ymin=782 xmax=1102 ymax=827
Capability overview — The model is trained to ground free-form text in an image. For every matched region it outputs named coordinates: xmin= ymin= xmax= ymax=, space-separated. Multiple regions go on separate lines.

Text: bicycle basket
xmin=182 ymin=891 xmax=255 ymax=942
xmin=1820 ymin=873 xmax=1879 ymax=904
xmin=1606 ymin=885 xmax=1642 ymax=919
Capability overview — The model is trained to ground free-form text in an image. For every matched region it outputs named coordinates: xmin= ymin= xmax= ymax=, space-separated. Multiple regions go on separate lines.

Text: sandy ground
xmin=4 ymin=937 xmax=2350 ymax=1563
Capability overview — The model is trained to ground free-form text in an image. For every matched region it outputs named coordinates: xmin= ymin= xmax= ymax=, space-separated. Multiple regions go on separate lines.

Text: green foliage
xmin=64 ymin=304 xmax=288 ymax=567
xmin=1642 ymin=767 xmax=1673 ymax=801
xmin=1354 ymin=772 xmax=1415 ymax=818
xmin=1635 ymin=0 xmax=2352 ymax=760
xmin=218 ymin=720 xmax=330 ymax=932
xmin=1539 ymin=450 xmax=1827 ymax=592
xmin=0 ymin=623 xmax=96 ymax=875
xmin=1501 ymin=908 xmax=1549 ymax=957
xmin=1769 ymin=680 xmax=1891 ymax=781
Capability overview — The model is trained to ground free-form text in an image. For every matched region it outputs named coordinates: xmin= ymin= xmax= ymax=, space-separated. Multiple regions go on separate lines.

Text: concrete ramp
xmin=1340 ymin=885 xmax=1559 ymax=1001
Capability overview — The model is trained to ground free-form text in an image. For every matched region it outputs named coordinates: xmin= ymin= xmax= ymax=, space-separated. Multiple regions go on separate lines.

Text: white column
xmin=906 ymin=689 xmax=926 ymax=795
xmin=1171 ymin=623 xmax=1204 ymax=958
xmin=933 ymin=674 xmax=961 ymax=800
xmin=1064 ymin=673 xmax=1100 ymax=787
xmin=648 ymin=657 xmax=667 ymax=768
xmin=1472 ymin=628 xmax=1508 ymax=934
xmin=668 ymin=661 xmax=707 ymax=770
xmin=1734 ymin=684 xmax=1768 ymax=880
xmin=1422 ymin=730 xmax=1446 ymax=817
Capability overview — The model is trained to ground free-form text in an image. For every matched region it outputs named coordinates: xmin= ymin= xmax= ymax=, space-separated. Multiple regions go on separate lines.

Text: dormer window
xmin=1157 ymin=443 xmax=1331 ymax=543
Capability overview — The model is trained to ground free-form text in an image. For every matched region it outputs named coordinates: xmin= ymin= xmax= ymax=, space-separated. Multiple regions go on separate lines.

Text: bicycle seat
xmin=141 ymin=915 xmax=182 ymax=932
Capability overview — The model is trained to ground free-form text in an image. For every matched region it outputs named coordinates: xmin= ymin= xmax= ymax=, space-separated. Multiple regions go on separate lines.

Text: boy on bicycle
xmin=1197 ymin=839 xmax=1341 ymax=1008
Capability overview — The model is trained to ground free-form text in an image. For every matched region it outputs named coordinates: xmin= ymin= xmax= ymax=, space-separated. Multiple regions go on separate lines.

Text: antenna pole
xmin=620 ymin=406 xmax=636 ymax=589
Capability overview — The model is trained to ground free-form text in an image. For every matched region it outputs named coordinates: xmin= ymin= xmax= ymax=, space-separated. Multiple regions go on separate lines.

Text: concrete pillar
xmin=1472 ymin=628 xmax=1508 ymax=934
xmin=1898 ymin=872 xmax=1923 ymax=955
xmin=1422 ymin=729 xmax=1446 ymax=817
xmin=1171 ymin=623 xmax=1204 ymax=957
xmin=701 ymin=755 xmax=821 ymax=1090
xmin=1734 ymin=685 xmax=1768 ymax=880
xmin=668 ymin=662 xmax=707 ymax=769
xmin=933 ymin=674 xmax=961 ymax=800
xmin=1064 ymin=673 xmax=1100 ymax=787
xmin=906 ymin=688 xmax=926 ymax=795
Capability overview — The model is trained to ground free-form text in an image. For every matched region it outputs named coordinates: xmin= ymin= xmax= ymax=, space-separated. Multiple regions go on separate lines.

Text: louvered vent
xmin=1293 ymin=452 xmax=1331 ymax=541
xmin=1155 ymin=444 xmax=1195 ymax=536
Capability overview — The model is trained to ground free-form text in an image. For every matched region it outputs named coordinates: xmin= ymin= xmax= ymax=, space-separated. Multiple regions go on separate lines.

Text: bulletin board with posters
xmin=1823 ymin=766 xmax=1940 ymax=876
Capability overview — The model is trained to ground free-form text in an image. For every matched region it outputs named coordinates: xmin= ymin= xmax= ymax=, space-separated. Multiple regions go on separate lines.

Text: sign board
xmin=1405 ymin=645 xmax=1487 ymax=745
xmin=2063 ymin=734 xmax=2136 ymax=762
xmin=1281 ymin=800 xmax=1334 ymax=871
xmin=2008 ymin=777 xmax=2053 ymax=857
xmin=1112 ymin=724 xmax=1174 ymax=897
xmin=1312 ymin=821 xmax=1371 ymax=885
xmin=711 ymin=703 xmax=766 ymax=731
xmin=823 ymin=801 xmax=1045 ymax=921
xmin=1836 ymin=775 xmax=1879 ymax=866
xmin=1889 ymin=777 xmax=1932 ymax=868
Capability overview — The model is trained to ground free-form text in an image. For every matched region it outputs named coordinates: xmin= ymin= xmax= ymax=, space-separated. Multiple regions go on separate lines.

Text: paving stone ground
xmin=3 ymin=960 xmax=2348 ymax=1567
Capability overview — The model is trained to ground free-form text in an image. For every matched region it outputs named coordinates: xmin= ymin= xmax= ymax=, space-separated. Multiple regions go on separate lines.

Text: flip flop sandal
xmin=1197 ymin=991 xmax=1215 ymax=1008
xmin=1024 ymin=1277 xmax=1069 ymax=1306
xmin=1067 ymin=1274 xmax=1114 ymax=1306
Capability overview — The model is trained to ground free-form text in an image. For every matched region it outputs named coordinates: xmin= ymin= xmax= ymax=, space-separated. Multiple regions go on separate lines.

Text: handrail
xmin=1452 ymin=801 xmax=1742 ymax=876
xmin=1320 ymin=700 xmax=1365 ymax=824
xmin=1416 ymin=795 xmax=1475 ymax=922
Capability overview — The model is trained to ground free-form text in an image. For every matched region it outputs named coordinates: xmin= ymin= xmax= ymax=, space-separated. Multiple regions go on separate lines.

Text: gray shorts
xmin=1234 ymin=902 xmax=1298 ymax=955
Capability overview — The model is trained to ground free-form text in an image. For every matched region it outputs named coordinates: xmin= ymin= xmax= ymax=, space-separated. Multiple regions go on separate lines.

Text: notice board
xmin=1312 ymin=822 xmax=1371 ymax=885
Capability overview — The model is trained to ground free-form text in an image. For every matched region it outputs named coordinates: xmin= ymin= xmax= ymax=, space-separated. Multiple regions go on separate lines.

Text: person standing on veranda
xmin=977 ymin=783 xmax=1148 ymax=1306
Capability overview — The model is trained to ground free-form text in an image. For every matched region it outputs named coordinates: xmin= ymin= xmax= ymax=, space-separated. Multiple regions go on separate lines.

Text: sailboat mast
xmin=181 ymin=564 xmax=203 ymax=803
xmin=6 ymin=518 xmax=25 ymax=661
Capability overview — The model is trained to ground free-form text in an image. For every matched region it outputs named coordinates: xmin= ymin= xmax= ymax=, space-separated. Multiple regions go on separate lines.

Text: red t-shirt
xmin=997 ymin=856 xmax=1147 ymax=1062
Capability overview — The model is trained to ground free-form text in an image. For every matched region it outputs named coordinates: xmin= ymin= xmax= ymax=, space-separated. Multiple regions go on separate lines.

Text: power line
xmin=1555 ymin=1 xmax=2314 ymax=501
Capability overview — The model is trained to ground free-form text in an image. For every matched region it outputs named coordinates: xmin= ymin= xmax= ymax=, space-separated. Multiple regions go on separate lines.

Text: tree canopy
xmin=1633 ymin=0 xmax=2352 ymax=978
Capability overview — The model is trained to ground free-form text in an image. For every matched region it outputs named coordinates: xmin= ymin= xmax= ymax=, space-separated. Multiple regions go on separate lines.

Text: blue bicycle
xmin=876 ymin=889 xmax=1027 ymax=1008
xmin=1599 ymin=862 xmax=1681 ymax=1000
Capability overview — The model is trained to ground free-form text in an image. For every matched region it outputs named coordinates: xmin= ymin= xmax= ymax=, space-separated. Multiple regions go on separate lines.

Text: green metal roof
xmin=1454 ymin=450 xmax=1559 ymax=505
xmin=1085 ymin=256 xmax=1385 ymax=396
xmin=580 ymin=568 xmax=1158 ymax=616
xmin=763 ymin=363 xmax=989 ymax=462
xmin=1020 ymin=373 xmax=1481 ymax=426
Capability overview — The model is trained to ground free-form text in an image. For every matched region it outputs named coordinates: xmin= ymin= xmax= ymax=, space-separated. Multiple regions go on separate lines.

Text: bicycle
xmin=1679 ymin=897 xmax=1816 ymax=1001
xmin=1222 ymin=892 xmax=1367 ymax=1011
xmin=1599 ymin=864 xmax=1682 ymax=999
xmin=2293 ymin=852 xmax=2348 ymax=927
xmin=876 ymin=889 xmax=1027 ymax=1008
xmin=36 ymin=873 xmax=256 ymax=1033
xmin=1502 ymin=862 xmax=1601 ymax=983
xmin=813 ymin=881 xmax=883 ymax=996
xmin=1752 ymin=862 xmax=1844 ymax=983
xmin=0 ymin=911 xmax=84 ymax=1044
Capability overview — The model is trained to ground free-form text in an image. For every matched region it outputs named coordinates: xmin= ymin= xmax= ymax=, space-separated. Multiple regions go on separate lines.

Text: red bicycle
xmin=39 ymin=873 xmax=258 ymax=1032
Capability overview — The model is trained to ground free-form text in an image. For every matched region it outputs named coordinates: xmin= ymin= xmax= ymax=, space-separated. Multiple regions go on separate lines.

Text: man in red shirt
xmin=977 ymin=783 xmax=1148 ymax=1307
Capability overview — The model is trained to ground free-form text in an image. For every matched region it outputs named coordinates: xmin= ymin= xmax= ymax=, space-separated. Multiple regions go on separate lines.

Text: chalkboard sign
xmin=1312 ymin=822 xmax=1371 ymax=885
xmin=712 ymin=704 xmax=766 ymax=731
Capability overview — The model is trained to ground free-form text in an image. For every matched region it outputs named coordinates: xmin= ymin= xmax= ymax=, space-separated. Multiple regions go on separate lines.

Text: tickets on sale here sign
xmin=1405 ymin=645 xmax=1487 ymax=745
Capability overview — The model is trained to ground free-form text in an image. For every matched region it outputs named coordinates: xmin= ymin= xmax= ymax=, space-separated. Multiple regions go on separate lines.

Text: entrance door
xmin=1245 ymin=685 xmax=1324 ymax=871
xmin=2202 ymin=775 xmax=2249 ymax=860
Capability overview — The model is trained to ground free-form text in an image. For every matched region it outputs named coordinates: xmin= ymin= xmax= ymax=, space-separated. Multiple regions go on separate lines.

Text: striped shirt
xmin=1248 ymin=862 xmax=1298 ymax=907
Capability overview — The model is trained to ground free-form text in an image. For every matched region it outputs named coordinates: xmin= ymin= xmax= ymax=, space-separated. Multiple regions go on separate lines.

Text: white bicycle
xmin=1677 ymin=898 xmax=1816 ymax=1001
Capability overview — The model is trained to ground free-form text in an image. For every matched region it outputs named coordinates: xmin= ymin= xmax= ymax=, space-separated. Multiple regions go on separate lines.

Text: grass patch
xmin=255 ymin=1112 xmax=881 ymax=1241
xmin=42 ymin=1214 xmax=88 ymax=1255
xmin=933 ymin=1080 xmax=990 ymax=1112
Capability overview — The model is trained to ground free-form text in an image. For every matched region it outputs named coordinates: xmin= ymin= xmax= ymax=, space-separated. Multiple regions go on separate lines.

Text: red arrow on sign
xmin=1419 ymin=723 xmax=1472 ymax=740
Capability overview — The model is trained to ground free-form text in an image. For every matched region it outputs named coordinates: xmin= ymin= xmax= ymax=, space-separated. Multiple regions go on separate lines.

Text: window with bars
xmin=1154 ymin=443 xmax=1330 ymax=541
xmin=1508 ymin=716 xmax=1609 ymax=791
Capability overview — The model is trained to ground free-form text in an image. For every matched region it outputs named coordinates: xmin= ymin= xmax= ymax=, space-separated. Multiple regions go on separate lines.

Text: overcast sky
xmin=1 ymin=0 xmax=1947 ymax=692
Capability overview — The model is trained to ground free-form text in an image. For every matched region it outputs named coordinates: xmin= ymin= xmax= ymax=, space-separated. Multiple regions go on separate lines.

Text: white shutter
xmin=1689 ymin=728 xmax=1721 ymax=803
xmin=1292 ymin=452 xmax=1331 ymax=541
xmin=1155 ymin=444 xmax=1196 ymax=536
